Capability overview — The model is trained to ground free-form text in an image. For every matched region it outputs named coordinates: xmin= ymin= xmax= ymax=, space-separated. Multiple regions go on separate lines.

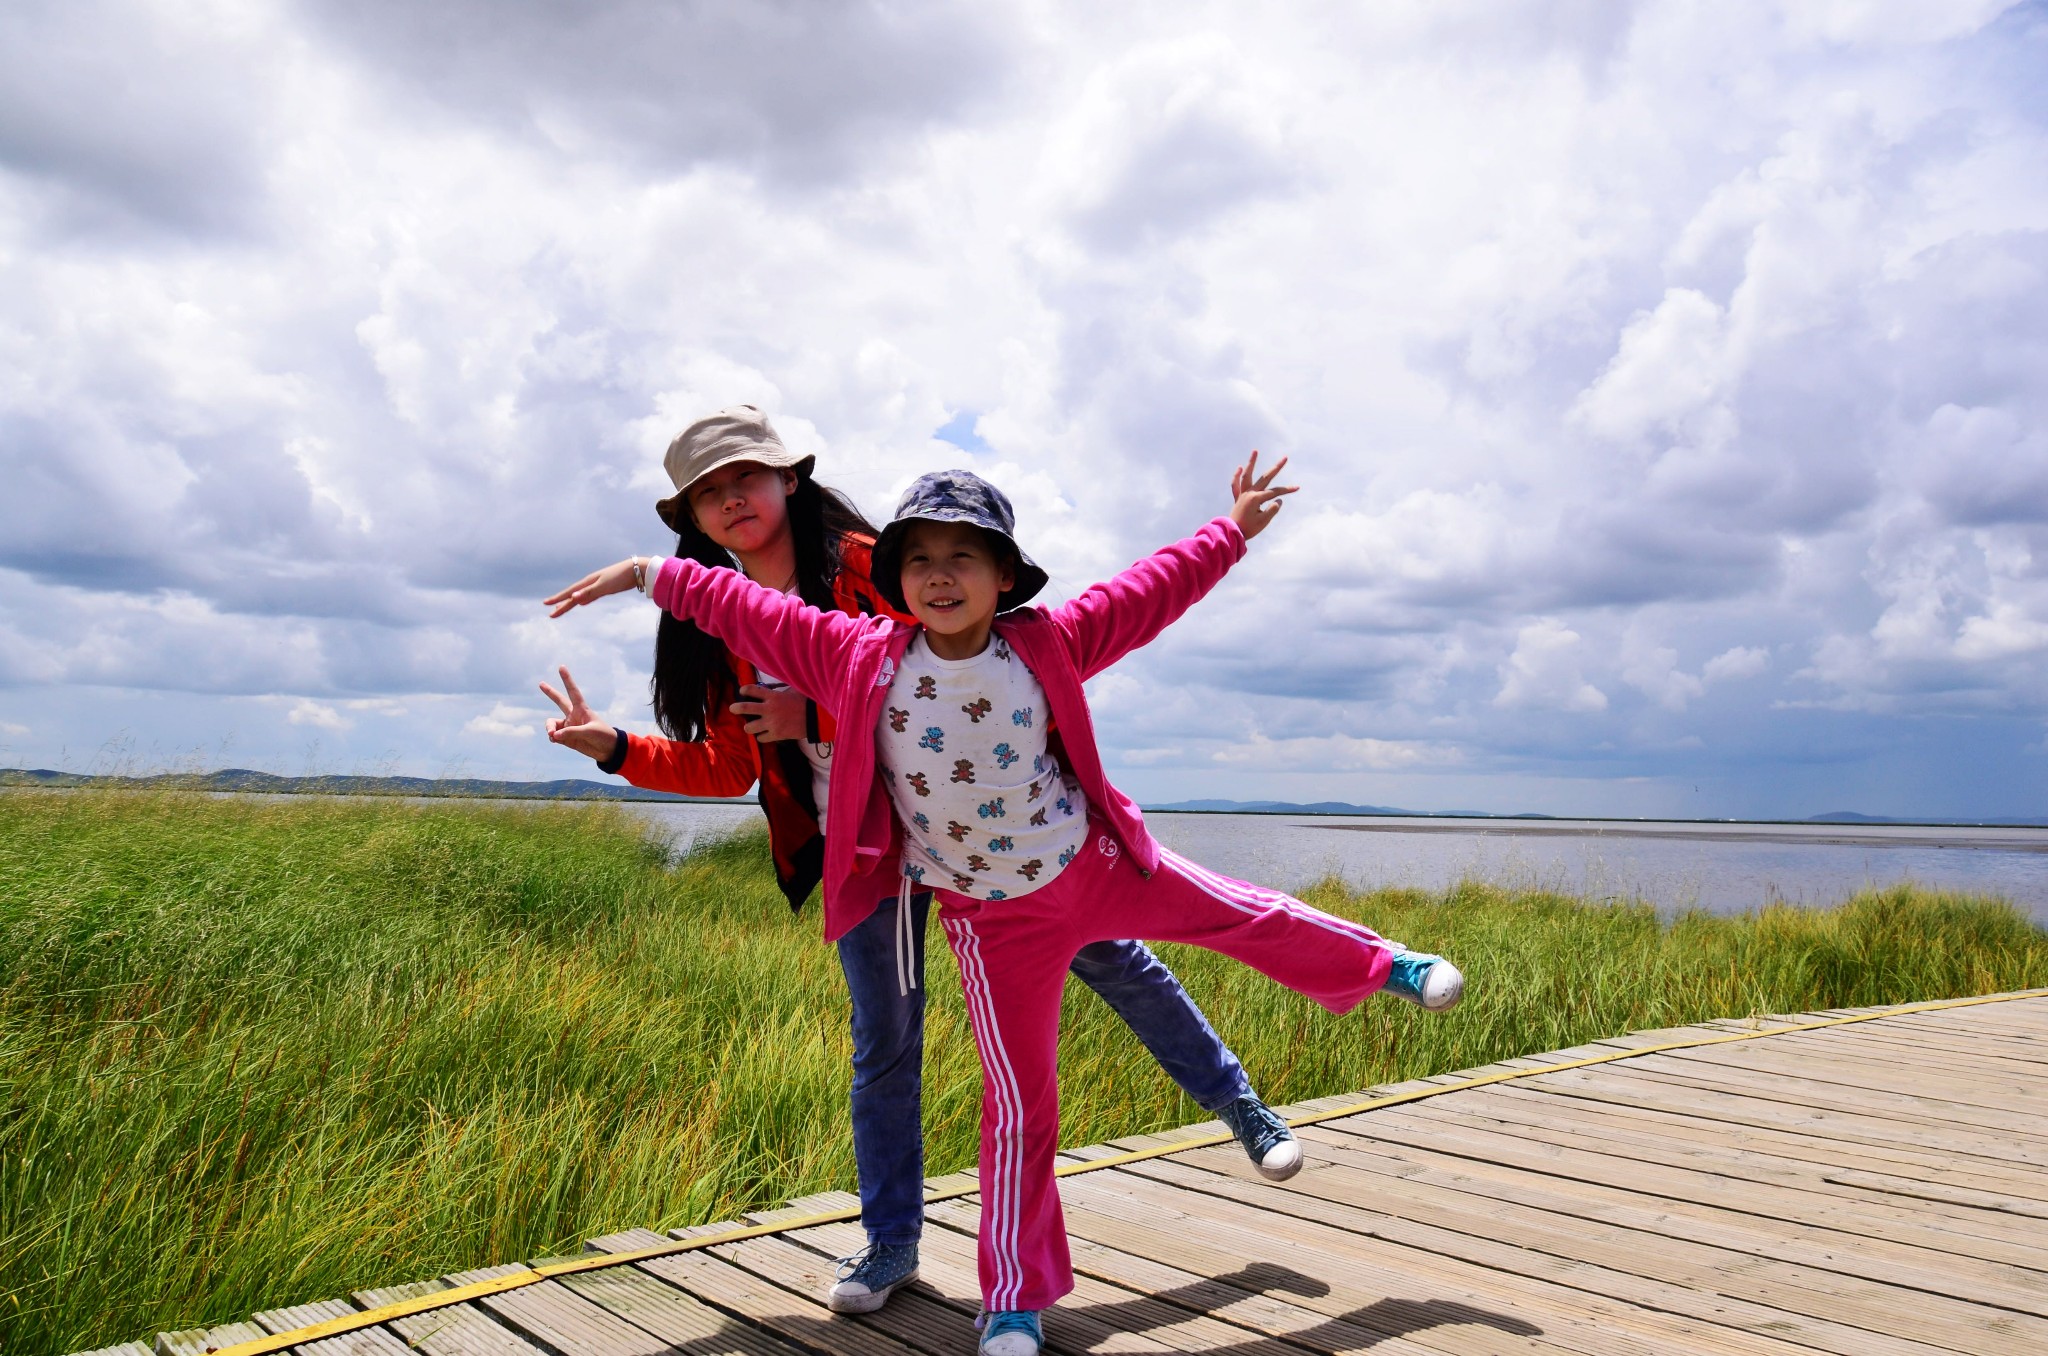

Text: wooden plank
xmin=1417 ymin=1084 xmax=2048 ymax=1264
xmin=1497 ymin=1072 xmax=2048 ymax=1196
xmin=1083 ymin=1158 xmax=1957 ymax=1356
xmin=1157 ymin=1137 xmax=2048 ymax=1356
xmin=1603 ymin=1058 xmax=2048 ymax=1158
xmin=363 ymin=1269 xmax=553 ymax=1356
xmin=253 ymin=1298 xmax=414 ymax=1356
xmin=71 ymin=1345 xmax=155 ymax=1356
xmin=1519 ymin=1062 xmax=2048 ymax=1169
xmin=1463 ymin=1079 xmax=2048 ymax=1202
xmin=1286 ymin=1120 xmax=2048 ymax=1314
xmin=1657 ymin=1044 xmax=2048 ymax=1129
xmin=1340 ymin=1099 xmax=2048 ymax=1257
xmin=586 ymin=1227 xmax=939 ymax=1356
xmin=553 ymin=1263 xmax=812 ymax=1356
xmin=158 ymin=1323 xmax=267 ymax=1356
xmin=962 ymin=1190 xmax=1740 ymax=1356
xmin=701 ymin=1230 xmax=968 ymax=1356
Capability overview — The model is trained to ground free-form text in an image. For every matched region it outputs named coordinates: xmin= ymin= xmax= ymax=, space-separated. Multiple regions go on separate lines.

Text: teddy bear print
xmin=1026 ymin=779 xmax=1042 ymax=800
xmin=905 ymin=864 xmax=926 ymax=883
xmin=1029 ymin=807 xmax=1047 ymax=827
xmin=887 ymin=707 xmax=909 ymax=733
xmin=977 ymin=796 xmax=1006 ymax=820
xmin=992 ymin=742 xmax=1020 ymax=769
xmin=950 ymin=759 xmax=976 ymax=784
xmin=950 ymin=872 xmax=975 ymax=891
xmin=1016 ymin=858 xmax=1044 ymax=881
xmin=986 ymin=889 xmax=1008 ymax=901
xmin=1057 ymin=844 xmax=1078 ymax=867
xmin=912 ymin=811 xmax=930 ymax=832
xmin=914 ymin=675 xmax=937 ymax=700
xmin=906 ymin=771 xmax=930 ymax=797
xmin=1011 ymin=707 xmax=1032 ymax=727
xmin=961 ymin=696 xmax=993 ymax=723
xmin=918 ymin=726 xmax=945 ymax=754
xmin=946 ymin=820 xmax=971 ymax=842
xmin=965 ymin=853 xmax=991 ymax=873
xmin=993 ymin=640 xmax=1011 ymax=661
xmin=926 ymin=845 xmax=945 ymax=863
xmin=987 ymin=835 xmax=1015 ymax=852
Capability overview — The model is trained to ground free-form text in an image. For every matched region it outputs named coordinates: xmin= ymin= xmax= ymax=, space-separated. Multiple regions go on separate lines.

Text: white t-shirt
xmin=875 ymin=632 xmax=1088 ymax=899
xmin=750 ymin=666 xmax=833 ymax=818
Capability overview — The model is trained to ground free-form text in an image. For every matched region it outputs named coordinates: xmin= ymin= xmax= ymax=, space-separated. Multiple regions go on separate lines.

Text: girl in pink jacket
xmin=548 ymin=454 xmax=1464 ymax=1356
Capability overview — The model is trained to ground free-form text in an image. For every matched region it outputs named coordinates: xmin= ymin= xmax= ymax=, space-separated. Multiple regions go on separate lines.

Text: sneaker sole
xmin=827 ymin=1269 xmax=918 ymax=1314
xmin=1254 ymin=1137 xmax=1303 ymax=1181
xmin=1422 ymin=964 xmax=1465 ymax=1011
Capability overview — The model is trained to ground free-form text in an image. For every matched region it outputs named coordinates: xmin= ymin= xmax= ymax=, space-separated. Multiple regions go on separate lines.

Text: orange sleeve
xmin=615 ymin=701 xmax=762 ymax=798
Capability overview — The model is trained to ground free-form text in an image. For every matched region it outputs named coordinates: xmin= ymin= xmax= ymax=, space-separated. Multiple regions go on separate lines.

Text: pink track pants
xmin=935 ymin=824 xmax=1398 ymax=1312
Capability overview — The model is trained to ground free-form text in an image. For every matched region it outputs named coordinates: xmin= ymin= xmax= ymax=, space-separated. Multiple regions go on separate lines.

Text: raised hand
xmin=730 ymin=683 xmax=809 ymax=744
xmin=538 ymin=665 xmax=619 ymax=760
xmin=1229 ymin=450 xmax=1297 ymax=541
xmin=545 ymin=559 xmax=643 ymax=618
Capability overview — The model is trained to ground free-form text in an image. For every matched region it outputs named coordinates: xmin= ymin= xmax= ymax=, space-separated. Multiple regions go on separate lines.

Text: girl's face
xmin=898 ymin=520 xmax=1015 ymax=660
xmin=685 ymin=461 xmax=798 ymax=556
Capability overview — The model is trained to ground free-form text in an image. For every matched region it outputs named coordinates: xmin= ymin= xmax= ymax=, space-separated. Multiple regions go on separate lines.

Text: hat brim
xmin=655 ymin=452 xmax=816 ymax=533
xmin=870 ymin=512 xmax=1049 ymax=614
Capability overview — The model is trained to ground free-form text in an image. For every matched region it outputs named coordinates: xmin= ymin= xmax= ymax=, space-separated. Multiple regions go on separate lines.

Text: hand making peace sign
xmin=538 ymin=665 xmax=619 ymax=760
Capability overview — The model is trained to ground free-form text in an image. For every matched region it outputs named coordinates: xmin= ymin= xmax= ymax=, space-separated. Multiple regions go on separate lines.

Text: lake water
xmin=623 ymin=802 xmax=2048 ymax=924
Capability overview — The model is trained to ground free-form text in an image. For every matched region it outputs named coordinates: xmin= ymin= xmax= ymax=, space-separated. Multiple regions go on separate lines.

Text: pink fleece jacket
xmin=651 ymin=516 xmax=1248 ymax=942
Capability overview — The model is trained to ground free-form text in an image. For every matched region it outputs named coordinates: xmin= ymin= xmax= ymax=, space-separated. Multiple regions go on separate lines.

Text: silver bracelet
xmin=632 ymin=557 xmax=647 ymax=592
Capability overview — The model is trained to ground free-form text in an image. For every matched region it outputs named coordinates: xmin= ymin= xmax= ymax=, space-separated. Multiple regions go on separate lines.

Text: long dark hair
xmin=651 ymin=472 xmax=879 ymax=741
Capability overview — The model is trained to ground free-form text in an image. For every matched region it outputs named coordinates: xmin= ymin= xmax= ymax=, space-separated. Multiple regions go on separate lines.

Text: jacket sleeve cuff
xmin=597 ymin=725 xmax=630 ymax=775
xmin=650 ymin=555 xmax=687 ymax=612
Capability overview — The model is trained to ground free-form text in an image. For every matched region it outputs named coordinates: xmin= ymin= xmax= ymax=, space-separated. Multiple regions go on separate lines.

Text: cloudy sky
xmin=3 ymin=0 xmax=2045 ymax=819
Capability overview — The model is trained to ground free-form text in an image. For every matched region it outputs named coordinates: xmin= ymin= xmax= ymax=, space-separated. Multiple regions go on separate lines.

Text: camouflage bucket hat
xmin=870 ymin=469 xmax=1050 ymax=613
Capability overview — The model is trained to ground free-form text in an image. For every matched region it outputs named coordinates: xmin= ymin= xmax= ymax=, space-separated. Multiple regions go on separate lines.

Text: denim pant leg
xmin=835 ymin=891 xmax=932 ymax=1245
xmin=1068 ymin=939 xmax=1251 ymax=1112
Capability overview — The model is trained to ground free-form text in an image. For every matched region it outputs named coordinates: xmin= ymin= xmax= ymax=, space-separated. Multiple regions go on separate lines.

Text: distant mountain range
xmin=3 ymin=771 xmax=2039 ymax=826
xmin=0 ymin=767 xmax=736 ymax=804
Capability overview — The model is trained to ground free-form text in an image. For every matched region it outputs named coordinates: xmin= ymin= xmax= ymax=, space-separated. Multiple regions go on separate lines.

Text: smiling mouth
xmin=925 ymin=597 xmax=964 ymax=613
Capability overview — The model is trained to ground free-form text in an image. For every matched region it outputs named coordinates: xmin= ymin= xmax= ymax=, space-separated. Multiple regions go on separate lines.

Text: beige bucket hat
xmin=655 ymin=404 xmax=816 ymax=531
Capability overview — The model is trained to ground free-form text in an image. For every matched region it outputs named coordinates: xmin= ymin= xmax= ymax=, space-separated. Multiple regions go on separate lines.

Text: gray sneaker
xmin=1215 ymin=1093 xmax=1302 ymax=1181
xmin=828 ymin=1240 xmax=920 ymax=1313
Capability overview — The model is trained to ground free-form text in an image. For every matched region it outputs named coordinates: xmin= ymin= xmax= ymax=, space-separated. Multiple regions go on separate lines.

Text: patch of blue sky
xmin=934 ymin=410 xmax=989 ymax=453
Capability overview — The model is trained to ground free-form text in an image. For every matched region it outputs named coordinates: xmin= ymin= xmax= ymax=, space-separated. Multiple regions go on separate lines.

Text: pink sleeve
xmin=652 ymin=557 xmax=871 ymax=709
xmin=1041 ymin=517 xmax=1248 ymax=680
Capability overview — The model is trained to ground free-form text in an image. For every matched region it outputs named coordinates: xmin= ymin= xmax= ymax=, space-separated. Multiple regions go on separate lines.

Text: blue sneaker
xmin=1214 ymin=1094 xmax=1302 ymax=1181
xmin=827 ymin=1240 xmax=919 ymax=1313
xmin=1383 ymin=950 xmax=1465 ymax=1011
xmin=978 ymin=1309 xmax=1043 ymax=1356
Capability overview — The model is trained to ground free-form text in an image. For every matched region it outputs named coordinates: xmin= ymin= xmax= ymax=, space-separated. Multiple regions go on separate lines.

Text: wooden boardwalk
xmin=86 ymin=991 xmax=2048 ymax=1356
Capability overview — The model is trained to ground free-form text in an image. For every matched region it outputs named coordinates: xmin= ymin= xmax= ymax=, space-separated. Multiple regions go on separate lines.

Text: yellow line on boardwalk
xmin=204 ymin=988 xmax=2046 ymax=1356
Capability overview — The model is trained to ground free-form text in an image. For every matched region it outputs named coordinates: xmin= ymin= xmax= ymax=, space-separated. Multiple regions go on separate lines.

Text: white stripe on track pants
xmin=936 ymin=823 xmax=1397 ymax=1313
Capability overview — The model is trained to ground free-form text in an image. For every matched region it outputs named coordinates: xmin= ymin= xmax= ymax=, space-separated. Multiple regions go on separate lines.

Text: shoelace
xmin=1224 ymin=1098 xmax=1289 ymax=1155
xmin=895 ymin=869 xmax=919 ymax=997
xmin=835 ymin=1241 xmax=905 ymax=1283
xmin=981 ymin=1311 xmax=1041 ymax=1344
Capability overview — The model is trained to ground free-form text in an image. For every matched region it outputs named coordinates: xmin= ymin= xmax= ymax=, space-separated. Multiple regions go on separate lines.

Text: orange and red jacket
xmin=603 ymin=534 xmax=907 ymax=909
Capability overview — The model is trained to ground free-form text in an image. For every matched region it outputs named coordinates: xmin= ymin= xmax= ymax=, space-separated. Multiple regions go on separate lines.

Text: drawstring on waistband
xmin=895 ymin=868 xmax=919 ymax=997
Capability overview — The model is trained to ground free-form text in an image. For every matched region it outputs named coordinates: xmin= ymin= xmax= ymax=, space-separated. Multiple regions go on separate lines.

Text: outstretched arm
xmin=546 ymin=555 xmax=872 ymax=709
xmin=1049 ymin=452 xmax=1296 ymax=679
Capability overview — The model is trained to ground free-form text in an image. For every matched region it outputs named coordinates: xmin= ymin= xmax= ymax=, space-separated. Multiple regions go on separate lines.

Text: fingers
xmin=559 ymin=666 xmax=587 ymax=708
xmin=539 ymin=682 xmax=572 ymax=717
xmin=1253 ymin=454 xmax=1289 ymax=490
xmin=542 ymin=571 xmax=599 ymax=607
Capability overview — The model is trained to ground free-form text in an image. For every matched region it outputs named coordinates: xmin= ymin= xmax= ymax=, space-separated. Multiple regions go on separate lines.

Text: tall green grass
xmin=3 ymin=789 xmax=2043 ymax=1356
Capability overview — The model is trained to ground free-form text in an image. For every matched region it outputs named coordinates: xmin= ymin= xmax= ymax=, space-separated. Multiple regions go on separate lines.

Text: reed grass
xmin=3 ymin=788 xmax=2043 ymax=1356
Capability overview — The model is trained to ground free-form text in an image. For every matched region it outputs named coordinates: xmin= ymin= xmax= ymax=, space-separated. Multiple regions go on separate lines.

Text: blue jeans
xmin=836 ymin=890 xmax=1251 ymax=1245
